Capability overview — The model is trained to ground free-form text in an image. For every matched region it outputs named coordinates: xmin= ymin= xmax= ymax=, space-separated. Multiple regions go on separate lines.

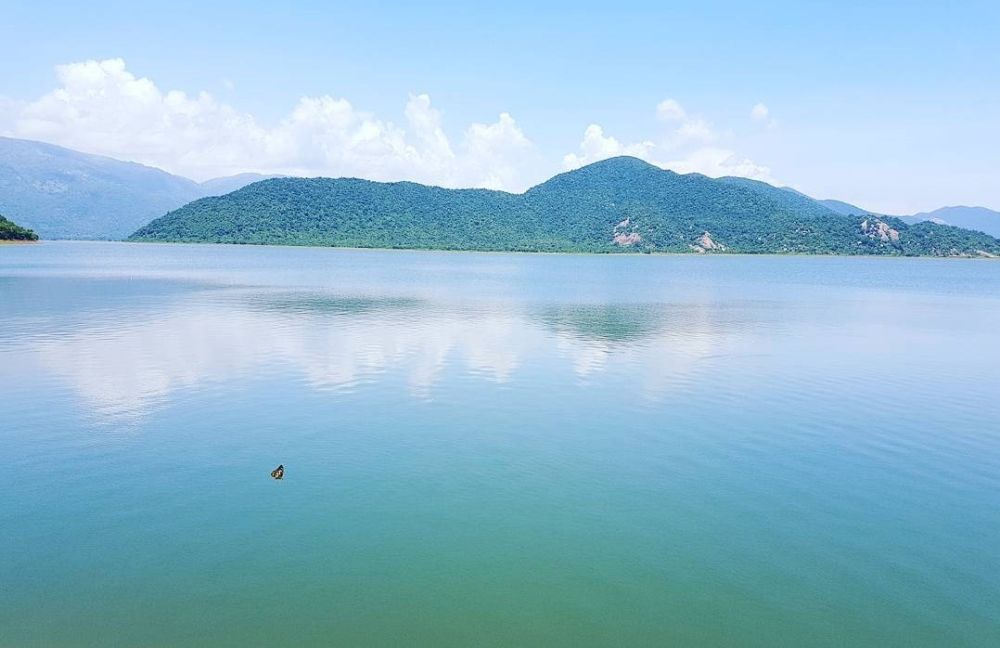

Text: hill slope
xmin=0 ymin=137 xmax=272 ymax=240
xmin=0 ymin=213 xmax=38 ymax=240
xmin=817 ymin=199 xmax=881 ymax=216
xmin=130 ymin=157 xmax=1000 ymax=257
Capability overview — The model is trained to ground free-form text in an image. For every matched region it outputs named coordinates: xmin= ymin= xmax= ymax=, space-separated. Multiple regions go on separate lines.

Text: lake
xmin=2 ymin=241 xmax=999 ymax=646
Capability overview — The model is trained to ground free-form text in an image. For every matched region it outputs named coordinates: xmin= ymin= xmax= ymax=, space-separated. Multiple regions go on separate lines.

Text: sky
xmin=1 ymin=0 xmax=998 ymax=214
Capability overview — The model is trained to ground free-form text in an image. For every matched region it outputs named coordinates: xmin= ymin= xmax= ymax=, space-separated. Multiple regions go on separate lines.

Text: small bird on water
xmin=271 ymin=464 xmax=284 ymax=480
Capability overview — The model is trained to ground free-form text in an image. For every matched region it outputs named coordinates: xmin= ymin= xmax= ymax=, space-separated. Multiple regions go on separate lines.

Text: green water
xmin=2 ymin=242 xmax=999 ymax=646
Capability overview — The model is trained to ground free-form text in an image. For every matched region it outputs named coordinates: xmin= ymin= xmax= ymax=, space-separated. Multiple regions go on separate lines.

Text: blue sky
xmin=2 ymin=0 xmax=998 ymax=213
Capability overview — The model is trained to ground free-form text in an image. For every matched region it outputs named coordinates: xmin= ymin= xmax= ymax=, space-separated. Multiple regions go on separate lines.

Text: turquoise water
xmin=2 ymin=241 xmax=999 ymax=646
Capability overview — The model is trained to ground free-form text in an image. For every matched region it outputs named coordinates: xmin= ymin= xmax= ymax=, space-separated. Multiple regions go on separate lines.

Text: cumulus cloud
xmin=0 ymin=59 xmax=776 ymax=189
xmin=562 ymin=124 xmax=655 ymax=170
xmin=0 ymin=96 xmax=24 ymax=130
xmin=656 ymin=98 xmax=686 ymax=121
xmin=1 ymin=58 xmax=537 ymax=189
xmin=751 ymin=102 xmax=770 ymax=121
xmin=563 ymin=98 xmax=773 ymax=182
xmin=11 ymin=59 xmax=267 ymax=177
xmin=675 ymin=117 xmax=717 ymax=144
xmin=661 ymin=147 xmax=772 ymax=180
xmin=461 ymin=112 xmax=534 ymax=190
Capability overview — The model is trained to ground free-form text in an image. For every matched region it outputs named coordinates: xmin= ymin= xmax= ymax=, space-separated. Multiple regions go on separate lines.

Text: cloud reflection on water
xmin=15 ymin=286 xmax=756 ymax=421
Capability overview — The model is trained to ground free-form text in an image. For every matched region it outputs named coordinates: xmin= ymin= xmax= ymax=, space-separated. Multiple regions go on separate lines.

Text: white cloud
xmin=0 ymin=58 xmax=775 ymax=190
xmin=751 ymin=102 xmax=770 ymax=121
xmin=461 ymin=112 xmax=534 ymax=190
xmin=674 ymin=117 xmax=717 ymax=144
xmin=563 ymin=101 xmax=774 ymax=182
xmin=662 ymin=147 xmax=772 ymax=180
xmin=2 ymin=58 xmax=537 ymax=190
xmin=562 ymin=124 xmax=655 ymax=170
xmin=656 ymin=98 xmax=686 ymax=121
xmin=0 ymin=96 xmax=24 ymax=128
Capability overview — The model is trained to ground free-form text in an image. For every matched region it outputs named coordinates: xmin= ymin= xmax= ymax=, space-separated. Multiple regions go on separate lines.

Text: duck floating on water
xmin=271 ymin=464 xmax=284 ymax=480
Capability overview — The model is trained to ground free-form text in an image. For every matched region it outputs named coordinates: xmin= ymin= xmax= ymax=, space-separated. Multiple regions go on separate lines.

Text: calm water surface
xmin=2 ymin=241 xmax=999 ymax=646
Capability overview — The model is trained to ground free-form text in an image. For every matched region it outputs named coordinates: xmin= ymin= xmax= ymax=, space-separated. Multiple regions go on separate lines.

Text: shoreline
xmin=93 ymin=238 xmax=1000 ymax=260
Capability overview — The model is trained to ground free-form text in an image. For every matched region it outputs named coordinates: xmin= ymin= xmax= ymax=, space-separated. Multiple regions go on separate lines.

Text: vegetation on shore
xmin=0 ymin=214 xmax=38 ymax=241
xmin=130 ymin=157 xmax=1000 ymax=257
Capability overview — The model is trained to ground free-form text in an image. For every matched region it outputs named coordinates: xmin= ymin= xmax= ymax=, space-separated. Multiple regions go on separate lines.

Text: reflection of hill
xmin=14 ymin=278 xmax=772 ymax=420
xmin=534 ymin=303 xmax=677 ymax=344
xmin=535 ymin=300 xmax=773 ymax=388
xmin=534 ymin=303 xmax=665 ymax=344
xmin=536 ymin=300 xmax=780 ymax=346
xmin=243 ymin=292 xmax=425 ymax=317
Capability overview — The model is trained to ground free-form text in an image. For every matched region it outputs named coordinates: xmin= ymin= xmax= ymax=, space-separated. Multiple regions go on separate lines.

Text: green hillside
xmin=130 ymin=157 xmax=1000 ymax=257
xmin=0 ymin=214 xmax=39 ymax=240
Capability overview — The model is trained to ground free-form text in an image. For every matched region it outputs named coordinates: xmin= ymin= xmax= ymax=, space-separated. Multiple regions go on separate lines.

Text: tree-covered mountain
xmin=0 ymin=213 xmax=38 ymax=240
xmin=0 ymin=137 xmax=273 ymax=240
xmin=130 ymin=157 xmax=1000 ymax=257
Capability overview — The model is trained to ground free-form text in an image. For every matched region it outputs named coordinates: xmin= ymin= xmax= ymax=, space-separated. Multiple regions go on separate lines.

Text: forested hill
xmin=0 ymin=214 xmax=39 ymax=240
xmin=129 ymin=157 xmax=1000 ymax=257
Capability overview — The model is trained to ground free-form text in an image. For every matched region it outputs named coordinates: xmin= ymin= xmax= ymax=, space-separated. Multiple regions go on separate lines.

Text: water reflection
xmin=535 ymin=303 xmax=668 ymax=343
xmin=536 ymin=301 xmax=772 ymax=389
xmin=247 ymin=292 xmax=426 ymax=317
xmin=4 ymin=281 xmax=765 ymax=421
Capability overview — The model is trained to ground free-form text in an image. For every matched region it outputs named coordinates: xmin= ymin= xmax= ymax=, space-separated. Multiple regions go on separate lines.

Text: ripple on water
xmin=2 ymin=242 xmax=1000 ymax=646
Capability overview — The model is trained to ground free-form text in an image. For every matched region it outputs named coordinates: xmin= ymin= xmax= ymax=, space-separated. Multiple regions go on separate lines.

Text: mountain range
xmin=0 ymin=137 xmax=274 ymax=239
xmin=1 ymin=136 xmax=998 ymax=252
xmin=130 ymin=156 xmax=1000 ymax=257
xmin=906 ymin=206 xmax=1000 ymax=238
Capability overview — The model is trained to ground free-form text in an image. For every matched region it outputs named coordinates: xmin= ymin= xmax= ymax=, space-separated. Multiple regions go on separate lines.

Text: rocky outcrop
xmin=861 ymin=218 xmax=900 ymax=243
xmin=689 ymin=231 xmax=726 ymax=253
xmin=614 ymin=232 xmax=642 ymax=246
xmin=612 ymin=217 xmax=642 ymax=246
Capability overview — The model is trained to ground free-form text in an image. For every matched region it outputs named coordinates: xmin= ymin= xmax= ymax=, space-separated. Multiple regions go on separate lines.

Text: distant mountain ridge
xmin=0 ymin=137 xmax=273 ymax=240
xmin=789 ymin=192 xmax=1000 ymax=238
xmin=908 ymin=206 xmax=1000 ymax=238
xmin=130 ymin=156 xmax=1000 ymax=257
xmin=777 ymin=188 xmax=886 ymax=218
